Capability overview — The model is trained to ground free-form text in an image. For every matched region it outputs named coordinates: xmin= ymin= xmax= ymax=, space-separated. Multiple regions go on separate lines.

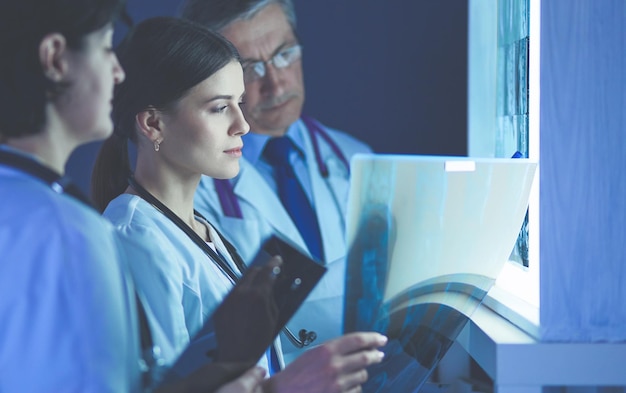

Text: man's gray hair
xmin=179 ymin=0 xmax=297 ymax=33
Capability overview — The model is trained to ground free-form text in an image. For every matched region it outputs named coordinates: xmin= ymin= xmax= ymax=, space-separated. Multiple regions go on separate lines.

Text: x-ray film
xmin=344 ymin=154 xmax=536 ymax=392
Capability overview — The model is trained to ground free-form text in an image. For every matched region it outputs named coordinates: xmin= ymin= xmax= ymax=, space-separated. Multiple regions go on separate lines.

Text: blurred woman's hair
xmin=0 ymin=0 xmax=127 ymax=138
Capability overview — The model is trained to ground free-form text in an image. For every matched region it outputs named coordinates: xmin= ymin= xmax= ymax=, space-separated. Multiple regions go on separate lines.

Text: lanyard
xmin=0 ymin=148 xmax=158 ymax=389
xmin=215 ymin=116 xmax=349 ymax=219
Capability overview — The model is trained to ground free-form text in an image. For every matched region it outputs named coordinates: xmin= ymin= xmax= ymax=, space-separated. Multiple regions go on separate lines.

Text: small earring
xmin=154 ymin=139 xmax=161 ymax=152
xmin=46 ymin=71 xmax=61 ymax=82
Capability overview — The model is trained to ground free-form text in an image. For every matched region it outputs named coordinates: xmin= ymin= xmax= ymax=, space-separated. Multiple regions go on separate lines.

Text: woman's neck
xmin=5 ymin=131 xmax=76 ymax=175
xmin=132 ymin=162 xmax=205 ymax=238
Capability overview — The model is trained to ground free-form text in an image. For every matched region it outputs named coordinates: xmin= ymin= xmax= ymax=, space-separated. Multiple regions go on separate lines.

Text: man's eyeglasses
xmin=242 ymin=44 xmax=302 ymax=83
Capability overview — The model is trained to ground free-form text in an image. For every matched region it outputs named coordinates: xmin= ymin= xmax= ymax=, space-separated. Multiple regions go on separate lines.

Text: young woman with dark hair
xmin=93 ymin=16 xmax=387 ymax=393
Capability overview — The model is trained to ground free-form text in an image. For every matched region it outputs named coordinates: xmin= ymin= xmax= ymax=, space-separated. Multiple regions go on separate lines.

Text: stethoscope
xmin=214 ymin=115 xmax=351 ymax=219
xmin=128 ymin=175 xmax=317 ymax=349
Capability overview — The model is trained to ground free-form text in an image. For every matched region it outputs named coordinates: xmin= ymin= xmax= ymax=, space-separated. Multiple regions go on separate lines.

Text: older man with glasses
xmin=181 ymin=0 xmax=373 ymax=365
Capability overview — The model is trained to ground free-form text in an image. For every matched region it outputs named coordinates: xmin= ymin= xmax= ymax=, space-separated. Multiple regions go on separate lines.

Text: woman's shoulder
xmin=104 ymin=194 xmax=161 ymax=228
xmin=0 ymin=170 xmax=107 ymax=232
xmin=0 ymin=171 xmax=122 ymax=273
xmin=102 ymin=193 xmax=187 ymax=255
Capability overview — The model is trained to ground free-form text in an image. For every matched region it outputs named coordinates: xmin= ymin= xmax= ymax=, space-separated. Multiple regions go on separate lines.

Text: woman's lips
xmin=224 ymin=146 xmax=243 ymax=157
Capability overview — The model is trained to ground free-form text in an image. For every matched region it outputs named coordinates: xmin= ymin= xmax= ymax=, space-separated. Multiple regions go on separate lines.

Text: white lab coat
xmin=103 ymin=194 xmax=283 ymax=373
xmin=0 ymin=165 xmax=142 ymax=393
xmin=194 ymin=118 xmax=372 ymax=363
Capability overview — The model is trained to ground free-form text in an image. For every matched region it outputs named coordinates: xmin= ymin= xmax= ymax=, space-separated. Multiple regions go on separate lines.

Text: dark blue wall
xmin=67 ymin=0 xmax=468 ymax=195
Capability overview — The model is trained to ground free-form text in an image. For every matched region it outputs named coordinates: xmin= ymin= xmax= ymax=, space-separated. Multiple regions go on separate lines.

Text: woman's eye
xmin=212 ymin=105 xmax=228 ymax=113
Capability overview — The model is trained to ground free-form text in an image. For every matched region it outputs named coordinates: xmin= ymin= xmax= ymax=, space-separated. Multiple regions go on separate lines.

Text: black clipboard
xmin=163 ymin=235 xmax=326 ymax=385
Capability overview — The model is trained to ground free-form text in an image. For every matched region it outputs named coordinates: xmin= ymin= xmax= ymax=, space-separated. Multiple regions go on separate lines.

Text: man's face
xmin=221 ymin=3 xmax=305 ymax=137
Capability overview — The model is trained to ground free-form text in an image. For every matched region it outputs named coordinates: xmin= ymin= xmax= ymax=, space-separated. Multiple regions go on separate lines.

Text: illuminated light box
xmin=343 ymin=154 xmax=536 ymax=392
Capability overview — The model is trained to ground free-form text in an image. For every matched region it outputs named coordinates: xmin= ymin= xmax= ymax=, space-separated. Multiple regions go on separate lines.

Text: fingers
xmin=239 ymin=255 xmax=283 ymax=290
xmin=330 ymin=351 xmax=381 ymax=393
xmin=215 ymin=366 xmax=266 ymax=393
xmin=237 ymin=366 xmax=267 ymax=390
xmin=335 ymin=367 xmax=368 ymax=392
xmin=339 ymin=347 xmax=385 ymax=374
xmin=267 ymin=255 xmax=283 ymax=268
xmin=324 ymin=333 xmax=386 ymax=392
xmin=265 ymin=255 xmax=283 ymax=280
xmin=328 ymin=331 xmax=388 ymax=355
xmin=271 ymin=333 xmax=385 ymax=393
xmin=343 ymin=386 xmax=364 ymax=393
xmin=251 ymin=255 xmax=283 ymax=282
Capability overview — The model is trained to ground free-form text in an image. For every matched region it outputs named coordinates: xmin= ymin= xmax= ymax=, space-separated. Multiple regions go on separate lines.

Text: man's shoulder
xmin=300 ymin=117 xmax=372 ymax=155
xmin=323 ymin=127 xmax=372 ymax=153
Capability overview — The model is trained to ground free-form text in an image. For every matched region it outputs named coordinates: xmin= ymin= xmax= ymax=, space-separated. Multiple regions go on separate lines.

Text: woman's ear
xmin=135 ymin=109 xmax=165 ymax=148
xmin=39 ymin=33 xmax=68 ymax=83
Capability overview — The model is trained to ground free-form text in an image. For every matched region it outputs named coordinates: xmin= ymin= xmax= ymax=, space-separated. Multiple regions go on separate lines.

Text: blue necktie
xmin=266 ymin=346 xmax=281 ymax=375
xmin=264 ymin=137 xmax=324 ymax=261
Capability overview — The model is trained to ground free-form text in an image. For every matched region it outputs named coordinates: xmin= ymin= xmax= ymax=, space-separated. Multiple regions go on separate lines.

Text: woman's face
xmin=159 ymin=61 xmax=249 ymax=180
xmin=56 ymin=24 xmax=125 ymax=144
